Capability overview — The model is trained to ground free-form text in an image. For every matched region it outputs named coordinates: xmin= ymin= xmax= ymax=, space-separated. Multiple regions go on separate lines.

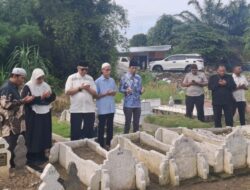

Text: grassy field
xmin=52 ymin=117 xmax=124 ymax=138
xmin=144 ymin=115 xmax=212 ymax=129
xmin=52 ymin=117 xmax=70 ymax=138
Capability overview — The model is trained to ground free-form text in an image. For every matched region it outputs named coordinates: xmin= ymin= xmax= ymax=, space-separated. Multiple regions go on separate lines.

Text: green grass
xmin=144 ymin=115 xmax=212 ymax=129
xmin=52 ymin=117 xmax=70 ymax=138
xmin=52 ymin=117 xmax=124 ymax=138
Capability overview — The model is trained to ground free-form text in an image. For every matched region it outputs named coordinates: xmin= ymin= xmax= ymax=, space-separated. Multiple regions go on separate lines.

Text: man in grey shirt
xmin=182 ymin=64 xmax=208 ymax=121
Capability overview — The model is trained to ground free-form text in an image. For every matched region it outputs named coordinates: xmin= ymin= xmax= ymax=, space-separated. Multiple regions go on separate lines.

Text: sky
xmin=114 ymin=0 xmax=250 ymax=38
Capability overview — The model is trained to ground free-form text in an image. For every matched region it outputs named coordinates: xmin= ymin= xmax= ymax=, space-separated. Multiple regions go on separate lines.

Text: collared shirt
xmin=119 ymin=72 xmax=142 ymax=108
xmin=95 ymin=75 xmax=117 ymax=115
xmin=0 ymin=81 xmax=25 ymax=137
xmin=208 ymin=74 xmax=236 ymax=105
xmin=232 ymin=73 xmax=249 ymax=102
xmin=183 ymin=72 xmax=208 ymax=97
xmin=65 ymin=73 xmax=96 ymax=113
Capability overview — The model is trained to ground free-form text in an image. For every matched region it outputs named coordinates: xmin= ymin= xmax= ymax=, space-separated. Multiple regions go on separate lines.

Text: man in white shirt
xmin=232 ymin=65 xmax=248 ymax=125
xmin=182 ymin=64 xmax=208 ymax=122
xmin=65 ymin=63 xmax=97 ymax=140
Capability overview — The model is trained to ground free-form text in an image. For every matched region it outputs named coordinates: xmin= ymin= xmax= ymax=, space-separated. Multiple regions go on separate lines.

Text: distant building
xmin=118 ymin=45 xmax=171 ymax=69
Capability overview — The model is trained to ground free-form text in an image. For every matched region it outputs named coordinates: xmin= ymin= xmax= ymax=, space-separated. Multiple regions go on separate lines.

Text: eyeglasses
xmin=80 ymin=68 xmax=88 ymax=71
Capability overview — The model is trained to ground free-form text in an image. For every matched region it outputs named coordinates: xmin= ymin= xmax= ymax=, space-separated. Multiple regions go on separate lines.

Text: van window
xmin=121 ymin=58 xmax=128 ymax=62
xmin=186 ymin=55 xmax=202 ymax=59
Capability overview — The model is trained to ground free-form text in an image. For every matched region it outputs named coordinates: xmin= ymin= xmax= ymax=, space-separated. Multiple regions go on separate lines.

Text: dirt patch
xmin=0 ymin=168 xmax=41 ymax=190
xmin=72 ymin=145 xmax=106 ymax=165
xmin=53 ymin=162 xmax=87 ymax=190
xmin=132 ymin=139 xmax=166 ymax=155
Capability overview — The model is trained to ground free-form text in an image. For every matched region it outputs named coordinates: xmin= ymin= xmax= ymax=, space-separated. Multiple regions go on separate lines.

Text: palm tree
xmin=177 ymin=0 xmax=226 ymax=29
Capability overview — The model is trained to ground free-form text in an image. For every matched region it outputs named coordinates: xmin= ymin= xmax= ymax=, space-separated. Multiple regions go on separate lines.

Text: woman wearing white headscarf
xmin=21 ymin=68 xmax=56 ymax=165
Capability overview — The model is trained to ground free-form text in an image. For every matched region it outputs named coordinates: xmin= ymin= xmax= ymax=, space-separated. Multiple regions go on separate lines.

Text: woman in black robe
xmin=21 ymin=68 xmax=56 ymax=164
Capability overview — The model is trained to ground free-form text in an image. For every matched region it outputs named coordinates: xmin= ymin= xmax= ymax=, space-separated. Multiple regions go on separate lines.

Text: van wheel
xmin=185 ymin=65 xmax=191 ymax=73
xmin=153 ymin=65 xmax=163 ymax=72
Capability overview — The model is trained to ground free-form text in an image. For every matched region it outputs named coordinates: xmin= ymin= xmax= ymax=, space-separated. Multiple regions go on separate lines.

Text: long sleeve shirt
xmin=119 ymin=72 xmax=142 ymax=108
xmin=208 ymin=74 xmax=236 ymax=105
xmin=0 ymin=81 xmax=25 ymax=137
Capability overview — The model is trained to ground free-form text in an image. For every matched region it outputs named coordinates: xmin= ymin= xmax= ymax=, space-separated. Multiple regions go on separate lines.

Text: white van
xmin=149 ymin=54 xmax=204 ymax=72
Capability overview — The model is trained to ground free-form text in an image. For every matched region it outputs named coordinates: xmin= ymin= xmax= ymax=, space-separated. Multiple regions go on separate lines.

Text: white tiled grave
xmin=181 ymin=127 xmax=250 ymax=174
xmin=152 ymin=104 xmax=214 ymax=121
xmin=49 ymin=139 xmax=149 ymax=190
xmin=111 ymin=131 xmax=208 ymax=186
xmin=114 ymin=102 xmax=152 ymax=126
xmin=155 ymin=128 xmax=223 ymax=173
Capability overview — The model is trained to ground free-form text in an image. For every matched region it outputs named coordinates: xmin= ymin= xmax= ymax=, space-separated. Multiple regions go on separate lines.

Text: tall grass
xmin=115 ymin=81 xmax=185 ymax=105
xmin=7 ymin=45 xmax=50 ymax=79
xmin=115 ymin=71 xmax=185 ymax=104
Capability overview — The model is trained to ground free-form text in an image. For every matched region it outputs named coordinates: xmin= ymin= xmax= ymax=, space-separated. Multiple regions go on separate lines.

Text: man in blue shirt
xmin=119 ymin=61 xmax=144 ymax=134
xmin=95 ymin=63 xmax=117 ymax=148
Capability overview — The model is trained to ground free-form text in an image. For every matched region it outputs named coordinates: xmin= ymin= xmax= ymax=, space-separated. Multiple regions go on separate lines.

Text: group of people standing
xmin=183 ymin=64 xmax=248 ymax=127
xmin=0 ymin=68 xmax=56 ymax=167
xmin=1 ymin=61 xmax=247 ymax=169
xmin=65 ymin=61 xmax=143 ymax=149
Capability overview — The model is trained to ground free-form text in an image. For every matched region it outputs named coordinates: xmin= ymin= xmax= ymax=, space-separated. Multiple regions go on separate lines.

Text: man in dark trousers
xmin=208 ymin=65 xmax=236 ymax=128
xmin=182 ymin=64 xmax=208 ymax=122
xmin=232 ymin=65 xmax=248 ymax=125
xmin=0 ymin=68 xmax=34 ymax=167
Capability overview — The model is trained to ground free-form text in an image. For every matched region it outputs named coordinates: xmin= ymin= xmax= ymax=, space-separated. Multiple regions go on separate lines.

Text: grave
xmin=152 ymin=104 xmax=214 ymax=122
xmin=111 ymin=131 xmax=208 ymax=186
xmin=0 ymin=137 xmax=10 ymax=179
xmin=60 ymin=109 xmax=71 ymax=122
xmin=114 ymin=102 xmax=152 ymax=126
xmin=14 ymin=135 xmax=27 ymax=170
xmin=182 ymin=127 xmax=250 ymax=174
xmin=39 ymin=163 xmax=64 ymax=190
xmin=155 ymin=128 xmax=222 ymax=173
xmin=49 ymin=139 xmax=149 ymax=190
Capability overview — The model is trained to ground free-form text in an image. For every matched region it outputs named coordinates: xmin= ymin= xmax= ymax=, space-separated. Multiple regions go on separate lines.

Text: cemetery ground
xmin=2 ymin=72 xmax=250 ymax=189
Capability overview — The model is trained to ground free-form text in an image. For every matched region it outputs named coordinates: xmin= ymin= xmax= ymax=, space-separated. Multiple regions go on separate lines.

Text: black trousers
xmin=233 ymin=101 xmax=246 ymax=126
xmin=213 ymin=104 xmax=233 ymax=128
xmin=3 ymin=132 xmax=23 ymax=168
xmin=185 ymin=95 xmax=205 ymax=122
xmin=98 ymin=113 xmax=114 ymax=147
xmin=70 ymin=113 xmax=95 ymax=140
xmin=123 ymin=107 xmax=141 ymax=134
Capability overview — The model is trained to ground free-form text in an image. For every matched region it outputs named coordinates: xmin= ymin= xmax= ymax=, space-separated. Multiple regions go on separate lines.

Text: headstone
xmin=101 ymin=145 xmax=137 ymax=190
xmin=64 ymin=162 xmax=82 ymax=190
xmin=14 ymin=135 xmax=27 ymax=169
xmin=0 ymin=137 xmax=11 ymax=179
xmin=168 ymin=96 xmax=174 ymax=107
xmin=38 ymin=163 xmax=64 ymax=190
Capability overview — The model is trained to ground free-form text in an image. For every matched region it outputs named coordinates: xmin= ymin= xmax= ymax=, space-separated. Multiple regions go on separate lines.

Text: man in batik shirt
xmin=0 ymin=68 xmax=34 ymax=167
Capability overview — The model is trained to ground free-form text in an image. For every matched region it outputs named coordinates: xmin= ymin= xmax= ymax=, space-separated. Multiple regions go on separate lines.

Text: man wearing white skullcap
xmin=0 ymin=67 xmax=34 ymax=167
xmin=95 ymin=62 xmax=117 ymax=149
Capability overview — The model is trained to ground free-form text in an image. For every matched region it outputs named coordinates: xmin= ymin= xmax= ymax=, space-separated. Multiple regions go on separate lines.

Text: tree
xmin=147 ymin=15 xmax=181 ymax=45
xmin=35 ymin=0 xmax=128 ymax=78
xmin=0 ymin=0 xmax=128 ymax=82
xmin=129 ymin=33 xmax=147 ymax=47
xmin=177 ymin=0 xmax=226 ymax=30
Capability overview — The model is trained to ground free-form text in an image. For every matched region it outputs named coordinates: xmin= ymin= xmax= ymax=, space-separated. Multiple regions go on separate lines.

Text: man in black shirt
xmin=0 ymin=68 xmax=34 ymax=167
xmin=208 ymin=65 xmax=236 ymax=128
